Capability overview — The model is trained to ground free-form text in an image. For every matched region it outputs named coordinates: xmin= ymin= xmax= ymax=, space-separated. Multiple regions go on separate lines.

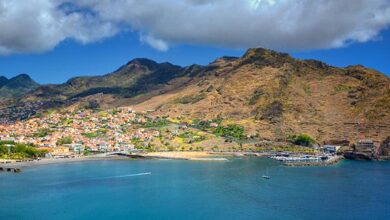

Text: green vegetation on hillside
xmin=192 ymin=118 xmax=222 ymax=131
xmin=178 ymin=131 xmax=206 ymax=143
xmin=31 ymin=128 xmax=52 ymax=138
xmin=56 ymin=136 xmax=73 ymax=145
xmin=0 ymin=74 xmax=39 ymax=98
xmin=335 ymin=84 xmax=353 ymax=92
xmin=290 ymin=134 xmax=315 ymax=147
xmin=82 ymin=132 xmax=100 ymax=139
xmin=0 ymin=141 xmax=47 ymax=159
xmin=142 ymin=117 xmax=170 ymax=128
xmin=175 ymin=93 xmax=206 ymax=104
xmin=214 ymin=124 xmax=245 ymax=140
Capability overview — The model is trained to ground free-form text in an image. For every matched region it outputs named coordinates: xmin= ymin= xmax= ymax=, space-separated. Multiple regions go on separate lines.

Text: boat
xmin=262 ymin=168 xmax=271 ymax=179
xmin=262 ymin=175 xmax=270 ymax=179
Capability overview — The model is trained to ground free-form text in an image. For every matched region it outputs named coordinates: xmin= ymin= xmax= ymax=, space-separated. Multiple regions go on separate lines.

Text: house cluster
xmin=321 ymin=139 xmax=376 ymax=155
xmin=0 ymin=107 xmax=161 ymax=157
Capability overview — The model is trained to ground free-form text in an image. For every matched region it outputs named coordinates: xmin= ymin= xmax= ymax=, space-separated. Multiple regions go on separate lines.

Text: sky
xmin=0 ymin=0 xmax=390 ymax=84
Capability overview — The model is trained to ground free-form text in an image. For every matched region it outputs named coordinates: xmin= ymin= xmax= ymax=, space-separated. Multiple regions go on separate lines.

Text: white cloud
xmin=1 ymin=0 xmax=390 ymax=54
xmin=0 ymin=0 xmax=117 ymax=55
xmin=140 ymin=34 xmax=169 ymax=51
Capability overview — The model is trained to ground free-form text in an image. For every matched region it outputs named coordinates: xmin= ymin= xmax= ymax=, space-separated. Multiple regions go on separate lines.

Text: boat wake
xmin=99 ymin=172 xmax=152 ymax=179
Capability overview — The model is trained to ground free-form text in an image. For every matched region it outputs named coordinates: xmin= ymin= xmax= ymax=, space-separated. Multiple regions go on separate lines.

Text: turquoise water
xmin=1 ymin=158 xmax=389 ymax=220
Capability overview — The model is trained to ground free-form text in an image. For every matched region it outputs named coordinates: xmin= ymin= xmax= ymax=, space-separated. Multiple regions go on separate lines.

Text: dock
xmin=270 ymin=155 xmax=342 ymax=166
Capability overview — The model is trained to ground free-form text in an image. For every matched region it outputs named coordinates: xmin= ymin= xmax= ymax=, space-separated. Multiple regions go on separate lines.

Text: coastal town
xmin=1 ymin=106 xmax=388 ymax=169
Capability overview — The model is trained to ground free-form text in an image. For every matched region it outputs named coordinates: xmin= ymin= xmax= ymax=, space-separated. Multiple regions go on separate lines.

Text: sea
xmin=0 ymin=158 xmax=389 ymax=220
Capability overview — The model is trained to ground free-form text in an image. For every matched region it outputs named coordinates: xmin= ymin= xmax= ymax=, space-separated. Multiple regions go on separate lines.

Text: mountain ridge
xmin=0 ymin=74 xmax=39 ymax=98
xmin=1 ymin=48 xmax=389 ymax=145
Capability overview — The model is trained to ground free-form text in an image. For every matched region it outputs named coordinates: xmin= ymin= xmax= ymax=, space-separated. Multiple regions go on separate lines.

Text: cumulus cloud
xmin=0 ymin=0 xmax=117 ymax=55
xmin=1 ymin=0 xmax=390 ymax=54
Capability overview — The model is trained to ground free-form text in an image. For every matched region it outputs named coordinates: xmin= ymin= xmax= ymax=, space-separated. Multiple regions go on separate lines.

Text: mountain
xmin=0 ymin=76 xmax=8 ymax=87
xmin=130 ymin=48 xmax=390 ymax=144
xmin=25 ymin=58 xmax=185 ymax=102
xmin=3 ymin=48 xmax=390 ymax=145
xmin=0 ymin=74 xmax=40 ymax=98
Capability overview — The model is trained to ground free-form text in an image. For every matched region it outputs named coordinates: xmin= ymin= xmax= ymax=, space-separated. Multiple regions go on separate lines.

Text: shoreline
xmin=0 ymin=152 xmax=229 ymax=169
xmin=0 ymin=155 xmax=126 ymax=168
xmin=1 ymin=151 xmax=346 ymax=169
xmin=139 ymin=151 xmax=228 ymax=161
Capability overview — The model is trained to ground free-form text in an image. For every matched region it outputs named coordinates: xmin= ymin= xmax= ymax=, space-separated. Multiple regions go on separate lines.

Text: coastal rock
xmin=378 ymin=136 xmax=390 ymax=158
xmin=343 ymin=152 xmax=372 ymax=161
xmin=323 ymin=140 xmax=350 ymax=146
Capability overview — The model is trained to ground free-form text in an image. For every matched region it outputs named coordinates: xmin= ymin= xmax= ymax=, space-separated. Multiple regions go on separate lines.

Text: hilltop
xmin=0 ymin=74 xmax=39 ymax=98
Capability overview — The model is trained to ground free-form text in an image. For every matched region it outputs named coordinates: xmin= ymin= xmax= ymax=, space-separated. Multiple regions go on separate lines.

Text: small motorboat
xmin=262 ymin=168 xmax=270 ymax=179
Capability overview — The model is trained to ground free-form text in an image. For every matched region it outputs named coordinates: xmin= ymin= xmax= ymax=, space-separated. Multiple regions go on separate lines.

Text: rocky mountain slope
xmin=2 ymin=48 xmax=390 ymax=145
xmin=132 ymin=48 xmax=390 ymax=145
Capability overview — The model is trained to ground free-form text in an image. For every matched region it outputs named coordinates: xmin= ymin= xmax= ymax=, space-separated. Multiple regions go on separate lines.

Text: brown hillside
xmin=132 ymin=48 xmax=390 ymax=144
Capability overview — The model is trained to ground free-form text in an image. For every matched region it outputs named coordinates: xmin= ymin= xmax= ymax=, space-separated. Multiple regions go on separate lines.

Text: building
xmin=52 ymin=146 xmax=70 ymax=156
xmin=356 ymin=140 xmax=375 ymax=153
xmin=98 ymin=143 xmax=111 ymax=152
xmin=64 ymin=144 xmax=85 ymax=154
xmin=322 ymin=145 xmax=340 ymax=154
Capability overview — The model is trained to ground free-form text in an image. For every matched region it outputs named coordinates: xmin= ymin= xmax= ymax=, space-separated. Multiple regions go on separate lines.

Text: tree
xmin=291 ymin=134 xmax=315 ymax=147
xmin=56 ymin=136 xmax=73 ymax=146
xmin=214 ymin=124 xmax=245 ymax=140
xmin=0 ymin=142 xmax=47 ymax=159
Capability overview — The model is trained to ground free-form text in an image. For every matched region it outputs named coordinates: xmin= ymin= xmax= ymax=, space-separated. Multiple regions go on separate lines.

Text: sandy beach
xmin=0 ymin=152 xmax=228 ymax=169
xmin=141 ymin=151 xmax=228 ymax=161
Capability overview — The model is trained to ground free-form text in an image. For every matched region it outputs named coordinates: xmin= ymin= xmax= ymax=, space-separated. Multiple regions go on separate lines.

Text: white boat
xmin=262 ymin=175 xmax=270 ymax=179
xmin=262 ymin=168 xmax=271 ymax=179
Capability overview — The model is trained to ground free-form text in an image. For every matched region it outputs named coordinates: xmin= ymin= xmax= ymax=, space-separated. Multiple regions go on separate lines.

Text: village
xmin=0 ymin=106 xmax=387 ymax=166
xmin=0 ymin=107 xmax=162 ymax=157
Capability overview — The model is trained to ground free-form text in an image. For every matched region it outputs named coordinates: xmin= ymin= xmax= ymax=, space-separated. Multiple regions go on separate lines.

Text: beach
xmin=0 ymin=152 xmax=228 ymax=169
xmin=141 ymin=151 xmax=228 ymax=161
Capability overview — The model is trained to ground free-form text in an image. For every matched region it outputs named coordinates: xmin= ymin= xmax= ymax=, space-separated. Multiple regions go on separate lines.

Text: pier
xmin=270 ymin=154 xmax=342 ymax=166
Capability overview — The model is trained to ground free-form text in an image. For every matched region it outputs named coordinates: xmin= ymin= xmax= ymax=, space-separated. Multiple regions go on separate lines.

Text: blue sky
xmin=1 ymin=29 xmax=389 ymax=84
xmin=1 ymin=1 xmax=390 ymax=84
xmin=0 ymin=32 xmax=245 ymax=84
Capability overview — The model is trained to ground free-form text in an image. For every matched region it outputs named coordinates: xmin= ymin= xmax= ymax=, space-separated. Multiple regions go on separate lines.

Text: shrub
xmin=0 ymin=142 xmax=47 ymax=159
xmin=214 ymin=124 xmax=245 ymax=140
xmin=143 ymin=117 xmax=169 ymax=128
xmin=178 ymin=131 xmax=206 ymax=143
xmin=335 ymin=84 xmax=353 ymax=92
xmin=82 ymin=132 xmax=100 ymax=139
xmin=175 ymin=93 xmax=206 ymax=104
xmin=56 ymin=136 xmax=73 ymax=146
xmin=32 ymin=128 xmax=52 ymax=138
xmin=291 ymin=134 xmax=315 ymax=147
